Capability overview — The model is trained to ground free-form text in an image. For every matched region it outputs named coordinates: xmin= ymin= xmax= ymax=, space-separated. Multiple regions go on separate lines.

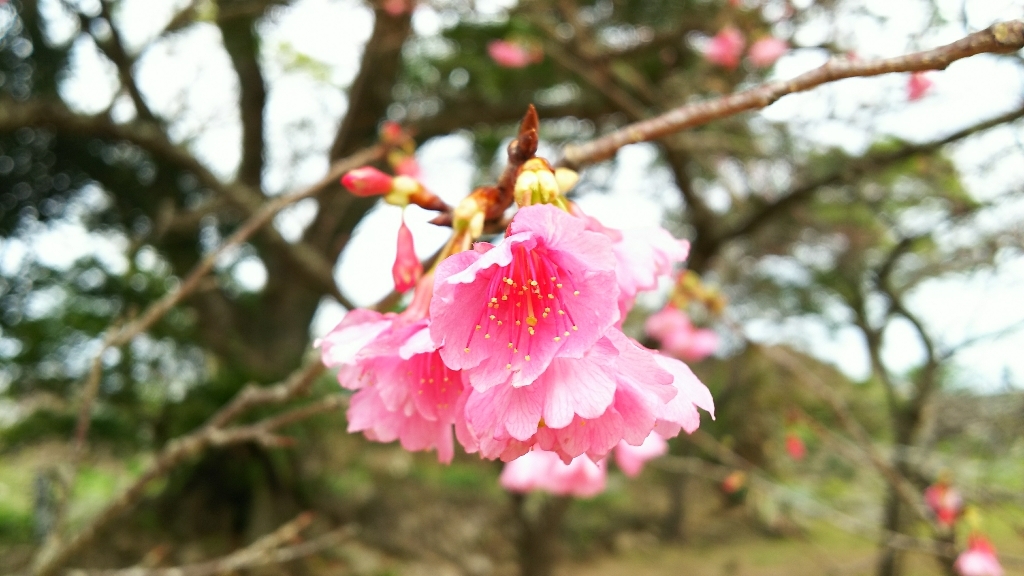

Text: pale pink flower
xmin=644 ymin=306 xmax=718 ymax=362
xmin=458 ymin=330 xmax=713 ymax=463
xmin=614 ymin=432 xmax=668 ymax=477
xmin=393 ymin=220 xmax=422 ymax=293
xmin=430 ymin=204 xmax=619 ymax=391
xmin=318 ymin=280 xmax=465 ymax=463
xmin=705 ymin=27 xmax=745 ymax=69
xmin=487 ymin=40 xmax=543 ymax=68
xmin=748 ymin=37 xmax=788 ymax=68
xmin=907 ymin=72 xmax=933 ymax=101
xmin=956 ymin=535 xmax=1004 ymax=576
xmin=341 ymin=166 xmax=394 ymax=197
xmin=925 ymin=481 xmax=963 ymax=528
xmin=573 ymin=206 xmax=690 ymax=320
xmin=500 ymin=448 xmax=607 ymax=497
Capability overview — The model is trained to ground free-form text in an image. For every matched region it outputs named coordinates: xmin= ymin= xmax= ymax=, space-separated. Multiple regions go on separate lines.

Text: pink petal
xmin=614 ymin=433 xmax=668 ymax=477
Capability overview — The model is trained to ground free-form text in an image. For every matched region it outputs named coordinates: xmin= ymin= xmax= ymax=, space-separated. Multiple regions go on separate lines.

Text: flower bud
xmin=392 ymin=220 xmax=422 ymax=293
xmin=513 ymin=158 xmax=565 ymax=208
xmin=554 ymin=168 xmax=579 ymax=193
xmin=384 ymin=175 xmax=421 ymax=207
xmin=341 ymin=167 xmax=394 ymax=197
xmin=453 ymin=195 xmax=485 ymax=239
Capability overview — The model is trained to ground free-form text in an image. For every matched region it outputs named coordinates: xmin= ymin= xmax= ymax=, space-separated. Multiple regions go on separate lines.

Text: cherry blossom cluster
xmin=319 ymin=138 xmax=715 ymax=483
xmin=921 ymin=477 xmax=1004 ymax=576
xmin=704 ymin=27 xmax=788 ymax=69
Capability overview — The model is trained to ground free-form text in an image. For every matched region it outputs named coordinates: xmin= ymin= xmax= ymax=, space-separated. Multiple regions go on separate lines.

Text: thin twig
xmin=560 ymin=20 xmax=1024 ymax=169
xmin=756 ymin=344 xmax=934 ymax=525
xmin=29 ymin=359 xmax=335 ymax=576
xmin=69 ymin=145 xmax=378 ymax=451
xmin=67 ymin=518 xmax=357 ymax=576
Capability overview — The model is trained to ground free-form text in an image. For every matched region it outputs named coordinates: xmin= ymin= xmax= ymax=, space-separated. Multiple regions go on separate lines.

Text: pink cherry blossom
xmin=341 ymin=166 xmax=394 ymax=197
xmin=394 ymin=156 xmax=421 ymax=177
xmin=382 ymin=0 xmax=414 ymax=16
xmin=748 ymin=37 xmax=788 ymax=68
xmin=614 ymin=432 xmax=668 ymax=477
xmin=644 ymin=306 xmax=718 ymax=362
xmin=430 ymin=204 xmax=619 ymax=391
xmin=458 ymin=330 xmax=713 ymax=463
xmin=393 ymin=220 xmax=422 ymax=292
xmin=785 ymin=432 xmax=806 ymax=461
xmin=925 ymin=481 xmax=963 ymax=528
xmin=573 ymin=206 xmax=690 ymax=320
xmin=318 ymin=280 xmax=465 ymax=463
xmin=705 ymin=27 xmax=745 ymax=69
xmin=500 ymin=448 xmax=607 ymax=497
xmin=487 ymin=40 xmax=542 ymax=68
xmin=907 ymin=72 xmax=933 ymax=101
xmin=956 ymin=535 xmax=1004 ymax=576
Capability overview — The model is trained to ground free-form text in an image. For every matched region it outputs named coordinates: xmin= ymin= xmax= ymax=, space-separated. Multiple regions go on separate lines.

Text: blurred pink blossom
xmin=614 ymin=433 xmax=668 ymax=477
xmin=488 ymin=40 xmax=543 ymax=68
xmin=956 ymin=535 xmax=1004 ymax=576
xmin=748 ymin=37 xmax=788 ymax=68
xmin=785 ymin=432 xmax=806 ymax=461
xmin=500 ymin=449 xmax=607 ymax=497
xmin=644 ymin=306 xmax=718 ymax=362
xmin=925 ymin=481 xmax=963 ymax=528
xmin=907 ymin=71 xmax=934 ymax=101
xmin=705 ymin=27 xmax=745 ymax=69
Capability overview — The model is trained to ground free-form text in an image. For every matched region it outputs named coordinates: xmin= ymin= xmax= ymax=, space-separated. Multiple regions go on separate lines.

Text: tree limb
xmin=560 ymin=20 xmax=1024 ymax=169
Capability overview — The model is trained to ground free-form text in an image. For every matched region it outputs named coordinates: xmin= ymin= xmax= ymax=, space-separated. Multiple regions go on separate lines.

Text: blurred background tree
xmin=1 ymin=0 xmax=1023 ymax=575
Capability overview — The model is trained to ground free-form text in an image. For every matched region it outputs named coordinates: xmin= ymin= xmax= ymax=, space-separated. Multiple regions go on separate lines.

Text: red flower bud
xmin=785 ymin=432 xmax=806 ymax=461
xmin=341 ymin=167 xmax=393 ymax=197
xmin=392 ymin=220 xmax=422 ymax=292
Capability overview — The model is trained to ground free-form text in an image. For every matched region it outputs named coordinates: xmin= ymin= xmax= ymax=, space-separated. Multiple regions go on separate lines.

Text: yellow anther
xmin=484 ymin=334 xmax=491 ymax=339
xmin=526 ymin=316 xmax=538 ymax=327
xmin=573 ymin=290 xmax=580 ymax=296
xmin=464 ymin=347 xmax=470 ymax=353
xmin=525 ymin=355 xmax=531 ymax=361
xmin=554 ymin=336 xmax=561 ymax=342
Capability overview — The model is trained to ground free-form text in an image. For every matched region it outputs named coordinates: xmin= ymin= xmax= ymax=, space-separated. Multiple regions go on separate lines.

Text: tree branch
xmin=29 ymin=358 xmax=336 ymax=576
xmin=218 ymin=12 xmax=267 ymax=188
xmin=560 ymin=20 xmax=1024 ymax=169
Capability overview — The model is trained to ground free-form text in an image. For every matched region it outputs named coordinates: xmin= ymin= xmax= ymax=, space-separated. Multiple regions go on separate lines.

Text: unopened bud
xmin=454 ymin=196 xmax=485 ymax=239
xmin=384 ymin=175 xmax=421 ymax=207
xmin=514 ymin=170 xmax=539 ymax=207
xmin=392 ymin=220 xmax=422 ymax=293
xmin=554 ymin=168 xmax=579 ymax=193
xmin=342 ymin=166 xmax=394 ymax=197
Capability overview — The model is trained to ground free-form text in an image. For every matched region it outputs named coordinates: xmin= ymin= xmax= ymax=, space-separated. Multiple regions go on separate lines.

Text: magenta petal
xmin=539 ymin=350 xmax=618 ymax=429
xmin=317 ymin=310 xmax=394 ymax=371
xmin=431 ymin=205 xmax=619 ymax=391
xmin=653 ymin=355 xmax=715 ymax=435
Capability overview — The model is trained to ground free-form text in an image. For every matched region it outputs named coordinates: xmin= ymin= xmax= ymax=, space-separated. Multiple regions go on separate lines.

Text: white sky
xmin=6 ymin=0 xmax=1024 ymax=392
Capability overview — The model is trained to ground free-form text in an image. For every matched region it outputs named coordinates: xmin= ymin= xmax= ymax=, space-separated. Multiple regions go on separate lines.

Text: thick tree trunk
xmin=876 ymin=480 xmax=904 ymax=576
xmin=661 ymin=470 xmax=689 ymax=541
xmin=514 ymin=494 xmax=572 ymax=576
